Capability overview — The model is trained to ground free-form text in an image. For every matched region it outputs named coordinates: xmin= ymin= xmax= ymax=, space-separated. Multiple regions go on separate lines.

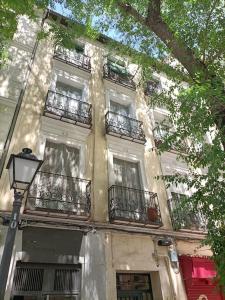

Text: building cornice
xmin=0 ymin=211 xmax=206 ymax=241
xmin=52 ymin=58 xmax=91 ymax=80
xmin=41 ymin=116 xmax=91 ymax=142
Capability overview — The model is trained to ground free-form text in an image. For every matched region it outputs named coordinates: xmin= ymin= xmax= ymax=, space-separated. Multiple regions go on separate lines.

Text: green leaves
xmin=1 ymin=0 xmax=225 ymax=289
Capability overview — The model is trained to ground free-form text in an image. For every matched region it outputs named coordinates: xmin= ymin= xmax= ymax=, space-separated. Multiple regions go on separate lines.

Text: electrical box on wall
xmin=169 ymin=249 xmax=178 ymax=262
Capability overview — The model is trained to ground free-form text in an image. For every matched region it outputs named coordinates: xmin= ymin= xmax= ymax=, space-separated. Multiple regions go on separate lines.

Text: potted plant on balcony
xmin=147 ymin=206 xmax=159 ymax=222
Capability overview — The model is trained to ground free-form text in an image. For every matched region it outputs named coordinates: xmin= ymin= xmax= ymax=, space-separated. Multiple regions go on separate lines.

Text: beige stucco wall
xmin=176 ymin=239 xmax=212 ymax=257
xmin=0 ymin=15 xmax=212 ymax=300
xmin=0 ymin=21 xmax=172 ymax=229
xmin=0 ymin=28 xmax=54 ymax=211
xmin=105 ymin=231 xmax=187 ymax=300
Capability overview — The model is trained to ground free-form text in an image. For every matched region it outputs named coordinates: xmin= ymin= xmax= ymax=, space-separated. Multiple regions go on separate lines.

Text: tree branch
xmin=147 ymin=0 xmax=161 ymax=20
xmin=117 ymin=1 xmax=207 ymax=79
xmin=202 ymin=0 xmax=219 ymax=63
xmin=117 ymin=2 xmax=146 ymax=25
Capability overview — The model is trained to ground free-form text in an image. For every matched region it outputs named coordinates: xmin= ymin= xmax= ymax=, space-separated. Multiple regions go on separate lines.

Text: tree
xmin=55 ymin=0 xmax=225 ymax=285
xmin=1 ymin=0 xmax=225 ymax=287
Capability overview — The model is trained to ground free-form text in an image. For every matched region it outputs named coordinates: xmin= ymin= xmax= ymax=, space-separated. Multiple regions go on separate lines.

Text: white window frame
xmin=50 ymin=68 xmax=90 ymax=103
xmin=107 ymin=141 xmax=148 ymax=191
xmin=160 ymin=152 xmax=192 ymax=199
xmin=37 ymin=133 xmax=86 ymax=180
xmin=105 ymin=87 xmax=136 ymax=118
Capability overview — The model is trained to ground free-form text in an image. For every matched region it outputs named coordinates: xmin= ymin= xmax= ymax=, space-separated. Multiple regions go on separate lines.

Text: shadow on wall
xmin=0 ymin=33 xmax=54 ymax=210
xmin=82 ymin=231 xmax=106 ymax=300
xmin=88 ymin=45 xmax=109 ymax=222
xmin=22 ymin=227 xmax=83 ymax=264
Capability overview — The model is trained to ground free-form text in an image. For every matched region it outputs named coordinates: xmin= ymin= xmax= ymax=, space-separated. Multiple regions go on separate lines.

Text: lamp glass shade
xmin=8 ymin=155 xmax=42 ymax=191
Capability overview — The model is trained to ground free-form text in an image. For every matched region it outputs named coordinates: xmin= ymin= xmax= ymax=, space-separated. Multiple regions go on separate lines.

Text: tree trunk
xmin=146 ymin=16 xmax=208 ymax=80
xmin=117 ymin=2 xmax=225 ymax=147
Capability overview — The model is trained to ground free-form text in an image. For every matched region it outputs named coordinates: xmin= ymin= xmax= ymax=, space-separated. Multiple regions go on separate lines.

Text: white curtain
xmin=110 ymin=101 xmax=131 ymax=134
xmin=54 ymin=82 xmax=83 ymax=119
xmin=56 ymin=46 xmax=83 ymax=65
xmin=113 ymin=158 xmax=144 ymax=220
xmin=36 ymin=141 xmax=80 ymax=212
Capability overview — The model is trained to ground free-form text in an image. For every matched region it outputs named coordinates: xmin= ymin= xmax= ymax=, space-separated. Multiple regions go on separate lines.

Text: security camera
xmin=157 ymin=237 xmax=173 ymax=246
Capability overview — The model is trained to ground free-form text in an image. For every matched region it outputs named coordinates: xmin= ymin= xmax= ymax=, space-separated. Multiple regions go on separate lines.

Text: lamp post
xmin=0 ymin=148 xmax=43 ymax=299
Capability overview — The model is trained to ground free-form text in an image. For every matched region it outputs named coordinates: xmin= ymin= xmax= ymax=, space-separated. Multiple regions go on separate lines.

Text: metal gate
xmin=11 ymin=262 xmax=81 ymax=300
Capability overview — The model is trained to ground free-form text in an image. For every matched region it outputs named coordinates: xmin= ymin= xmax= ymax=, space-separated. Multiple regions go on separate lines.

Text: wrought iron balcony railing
xmin=25 ymin=171 xmax=91 ymax=218
xmin=53 ymin=47 xmax=91 ymax=72
xmin=43 ymin=90 xmax=92 ymax=128
xmin=103 ymin=64 xmax=136 ymax=90
xmin=168 ymin=197 xmax=207 ymax=231
xmin=105 ymin=111 xmax=146 ymax=144
xmin=109 ymin=185 xmax=162 ymax=226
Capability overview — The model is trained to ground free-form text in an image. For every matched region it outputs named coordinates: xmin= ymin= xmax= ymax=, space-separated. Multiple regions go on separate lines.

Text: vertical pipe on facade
xmin=0 ymin=10 xmax=49 ymax=177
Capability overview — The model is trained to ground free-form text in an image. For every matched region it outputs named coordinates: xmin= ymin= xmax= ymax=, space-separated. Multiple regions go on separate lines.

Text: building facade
xmin=0 ymin=10 xmax=222 ymax=300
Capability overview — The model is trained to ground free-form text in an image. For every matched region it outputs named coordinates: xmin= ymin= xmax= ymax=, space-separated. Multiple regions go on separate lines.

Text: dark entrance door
xmin=117 ymin=273 xmax=153 ymax=300
xmin=118 ymin=292 xmax=148 ymax=300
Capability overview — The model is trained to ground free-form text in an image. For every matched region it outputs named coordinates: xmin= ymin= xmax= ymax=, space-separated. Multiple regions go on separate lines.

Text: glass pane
xmin=56 ymin=82 xmax=82 ymax=100
xmin=113 ymin=158 xmax=141 ymax=189
xmin=110 ymin=101 xmax=130 ymax=116
xmin=42 ymin=141 xmax=80 ymax=177
xmin=14 ymin=157 xmax=39 ymax=186
xmin=117 ymin=273 xmax=153 ymax=300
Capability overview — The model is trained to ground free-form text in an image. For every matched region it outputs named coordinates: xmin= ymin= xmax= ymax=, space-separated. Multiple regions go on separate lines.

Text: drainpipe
xmin=0 ymin=9 xmax=49 ymax=177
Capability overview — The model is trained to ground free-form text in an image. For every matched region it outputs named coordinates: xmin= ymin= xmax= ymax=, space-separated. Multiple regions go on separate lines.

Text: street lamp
xmin=0 ymin=148 xmax=43 ymax=299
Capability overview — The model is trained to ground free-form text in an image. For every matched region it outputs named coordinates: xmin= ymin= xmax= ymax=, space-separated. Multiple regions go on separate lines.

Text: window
xmin=153 ymin=122 xmax=170 ymax=140
xmin=12 ymin=263 xmax=81 ymax=299
xmin=55 ymin=43 xmax=85 ymax=64
xmin=113 ymin=158 xmax=142 ymax=189
xmin=112 ymin=158 xmax=145 ymax=221
xmin=103 ymin=57 xmax=135 ymax=89
xmin=36 ymin=141 xmax=80 ymax=212
xmin=53 ymin=81 xmax=83 ymax=116
xmin=56 ymin=81 xmax=83 ymax=100
xmin=27 ymin=141 xmax=91 ymax=216
xmin=54 ymin=43 xmax=91 ymax=71
xmin=106 ymin=99 xmax=146 ymax=144
xmin=107 ymin=57 xmax=128 ymax=77
xmin=44 ymin=81 xmax=92 ymax=127
xmin=110 ymin=101 xmax=130 ymax=117
xmin=110 ymin=101 xmax=132 ymax=134
xmin=117 ymin=273 xmax=153 ymax=300
xmin=42 ymin=140 xmax=80 ymax=177
xmin=169 ymin=192 xmax=206 ymax=231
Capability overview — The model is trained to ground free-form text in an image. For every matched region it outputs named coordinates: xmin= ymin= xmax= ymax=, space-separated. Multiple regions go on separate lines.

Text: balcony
xmin=25 ymin=172 xmax=91 ymax=219
xmin=103 ymin=63 xmax=136 ymax=90
xmin=168 ymin=197 xmax=207 ymax=231
xmin=53 ymin=47 xmax=91 ymax=72
xmin=153 ymin=126 xmax=187 ymax=152
xmin=109 ymin=185 xmax=162 ymax=226
xmin=43 ymin=90 xmax=92 ymax=128
xmin=105 ymin=111 xmax=146 ymax=144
